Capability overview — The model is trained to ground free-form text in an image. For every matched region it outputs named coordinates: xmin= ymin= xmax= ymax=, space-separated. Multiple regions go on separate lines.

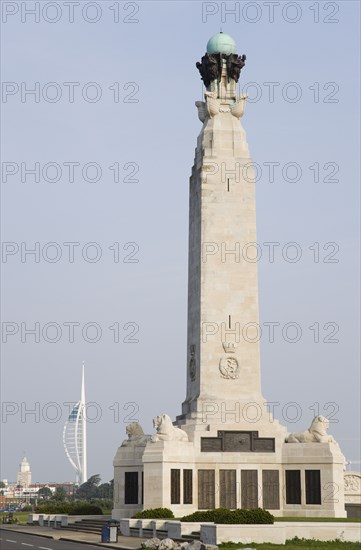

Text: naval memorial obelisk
xmin=113 ymin=33 xmax=346 ymax=520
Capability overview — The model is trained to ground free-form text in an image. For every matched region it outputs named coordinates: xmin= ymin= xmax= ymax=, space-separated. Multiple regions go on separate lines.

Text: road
xmin=0 ymin=530 xmax=108 ymax=550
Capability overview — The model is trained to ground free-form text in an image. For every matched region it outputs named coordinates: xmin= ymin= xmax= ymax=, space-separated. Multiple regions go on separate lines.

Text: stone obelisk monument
xmin=180 ymin=32 xmax=264 ymax=425
xmin=113 ymin=33 xmax=346 ymax=520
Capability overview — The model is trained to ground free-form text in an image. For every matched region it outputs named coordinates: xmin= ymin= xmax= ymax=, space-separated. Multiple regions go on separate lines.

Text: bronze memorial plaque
xmin=201 ymin=431 xmax=275 ymax=453
xmin=223 ymin=431 xmax=253 ymax=452
xmin=253 ymin=437 xmax=275 ymax=452
xmin=220 ymin=469 xmax=237 ymax=509
xmin=262 ymin=470 xmax=280 ymax=509
xmin=201 ymin=437 xmax=222 ymax=452
xmin=198 ymin=470 xmax=215 ymax=509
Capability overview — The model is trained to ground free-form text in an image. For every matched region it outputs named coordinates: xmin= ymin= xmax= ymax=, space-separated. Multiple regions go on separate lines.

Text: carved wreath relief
xmin=219 ymin=342 xmax=239 ymax=379
xmin=344 ymin=475 xmax=361 ymax=492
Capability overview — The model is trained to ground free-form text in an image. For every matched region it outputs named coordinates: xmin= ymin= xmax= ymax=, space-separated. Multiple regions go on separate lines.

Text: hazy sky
xmin=1 ymin=0 xmax=360 ymax=484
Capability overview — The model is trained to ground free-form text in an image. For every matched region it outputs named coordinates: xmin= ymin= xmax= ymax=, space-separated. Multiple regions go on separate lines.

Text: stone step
xmin=64 ymin=527 xmax=101 ymax=534
xmin=128 ymin=528 xmax=169 ymax=540
xmin=74 ymin=516 xmax=111 ymax=523
xmin=70 ymin=522 xmax=110 ymax=527
xmin=65 ymin=524 xmax=103 ymax=531
xmin=182 ymin=532 xmax=201 ymax=541
xmin=70 ymin=520 xmax=110 ymax=525
xmin=60 ymin=516 xmax=113 ymax=535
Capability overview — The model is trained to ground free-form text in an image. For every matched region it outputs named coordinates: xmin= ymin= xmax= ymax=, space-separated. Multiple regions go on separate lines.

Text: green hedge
xmin=132 ymin=508 xmax=174 ymax=519
xmin=36 ymin=502 xmax=103 ymax=515
xmin=68 ymin=503 xmax=103 ymax=515
xmin=181 ymin=507 xmax=274 ymax=524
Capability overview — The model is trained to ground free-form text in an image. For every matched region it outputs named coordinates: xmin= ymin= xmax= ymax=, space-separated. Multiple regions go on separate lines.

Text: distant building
xmin=16 ymin=455 xmax=31 ymax=487
xmin=0 ymin=481 xmax=77 ymax=505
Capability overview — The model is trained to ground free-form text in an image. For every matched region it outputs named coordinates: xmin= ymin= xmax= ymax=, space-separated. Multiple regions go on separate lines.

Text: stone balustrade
xmin=28 ymin=514 xmax=105 ymax=527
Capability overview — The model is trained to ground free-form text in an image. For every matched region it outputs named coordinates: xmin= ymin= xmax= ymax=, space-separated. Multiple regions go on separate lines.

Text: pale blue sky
xmin=1 ymin=1 xmax=360 ymax=483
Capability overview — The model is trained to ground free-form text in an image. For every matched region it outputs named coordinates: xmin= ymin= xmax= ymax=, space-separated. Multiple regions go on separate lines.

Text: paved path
xmin=0 ymin=530 xmax=108 ymax=549
xmin=0 ymin=526 xmax=146 ymax=549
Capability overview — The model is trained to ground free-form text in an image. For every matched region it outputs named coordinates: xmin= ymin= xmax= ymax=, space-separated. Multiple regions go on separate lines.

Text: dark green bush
xmin=90 ymin=499 xmax=113 ymax=511
xmin=21 ymin=505 xmax=33 ymax=512
xmin=132 ymin=508 xmax=174 ymax=519
xmin=181 ymin=507 xmax=274 ymax=524
xmin=36 ymin=503 xmax=70 ymax=514
xmin=35 ymin=502 xmax=103 ymax=515
xmin=69 ymin=503 xmax=103 ymax=515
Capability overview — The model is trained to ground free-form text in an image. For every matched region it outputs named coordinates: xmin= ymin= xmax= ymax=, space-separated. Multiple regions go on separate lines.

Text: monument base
xmin=113 ymin=415 xmax=346 ymax=520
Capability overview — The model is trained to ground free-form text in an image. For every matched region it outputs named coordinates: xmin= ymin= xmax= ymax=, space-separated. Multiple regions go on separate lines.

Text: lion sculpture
xmin=121 ymin=422 xmax=150 ymax=447
xmin=151 ymin=414 xmax=189 ymax=443
xmin=285 ymin=415 xmax=336 ymax=444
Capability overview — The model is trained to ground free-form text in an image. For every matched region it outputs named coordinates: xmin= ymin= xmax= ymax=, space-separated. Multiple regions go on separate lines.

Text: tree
xmin=76 ymin=474 xmax=101 ymax=500
xmin=97 ymin=480 xmax=113 ymax=500
xmin=51 ymin=486 xmax=67 ymax=502
xmin=0 ymin=481 xmax=6 ymax=488
xmin=38 ymin=487 xmax=52 ymax=499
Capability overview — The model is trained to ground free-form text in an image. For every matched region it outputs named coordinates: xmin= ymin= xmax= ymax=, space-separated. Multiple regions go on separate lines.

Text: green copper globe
xmin=206 ymin=32 xmax=236 ymax=55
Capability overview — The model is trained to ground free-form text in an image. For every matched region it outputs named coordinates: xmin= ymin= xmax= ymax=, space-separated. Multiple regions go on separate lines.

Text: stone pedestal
xmin=113 ymin=419 xmax=346 ymax=518
xmin=113 ymin=443 xmax=145 ymax=520
xmin=281 ymin=443 xmax=346 ymax=518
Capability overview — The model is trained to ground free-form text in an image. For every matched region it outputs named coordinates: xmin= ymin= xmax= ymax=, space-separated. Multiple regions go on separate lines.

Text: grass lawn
xmin=174 ymin=517 xmax=361 ymax=523
xmin=219 ymin=539 xmax=361 ymax=549
xmin=0 ymin=511 xmax=29 ymax=525
xmin=274 ymin=518 xmax=361 ymax=523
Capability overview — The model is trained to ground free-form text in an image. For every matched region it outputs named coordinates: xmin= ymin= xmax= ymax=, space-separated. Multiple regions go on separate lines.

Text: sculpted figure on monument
xmin=195 ymin=101 xmax=207 ymax=123
xmin=121 ymin=422 xmax=151 ymax=447
xmin=189 ymin=344 xmax=196 ymax=381
xmin=196 ymin=53 xmax=221 ymax=88
xmin=151 ymin=414 xmax=189 ymax=442
xmin=285 ymin=415 xmax=336 ymax=443
xmin=196 ymin=93 xmax=247 ymax=121
xmin=231 ymin=94 xmax=248 ymax=119
xmin=205 ymin=91 xmax=222 ymax=118
xmin=226 ymin=53 xmax=246 ymax=82
xmin=196 ymin=52 xmax=246 ymax=87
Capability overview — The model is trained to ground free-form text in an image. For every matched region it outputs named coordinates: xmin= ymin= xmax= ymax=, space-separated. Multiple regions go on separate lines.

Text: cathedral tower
xmin=17 ymin=455 xmax=31 ymax=487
